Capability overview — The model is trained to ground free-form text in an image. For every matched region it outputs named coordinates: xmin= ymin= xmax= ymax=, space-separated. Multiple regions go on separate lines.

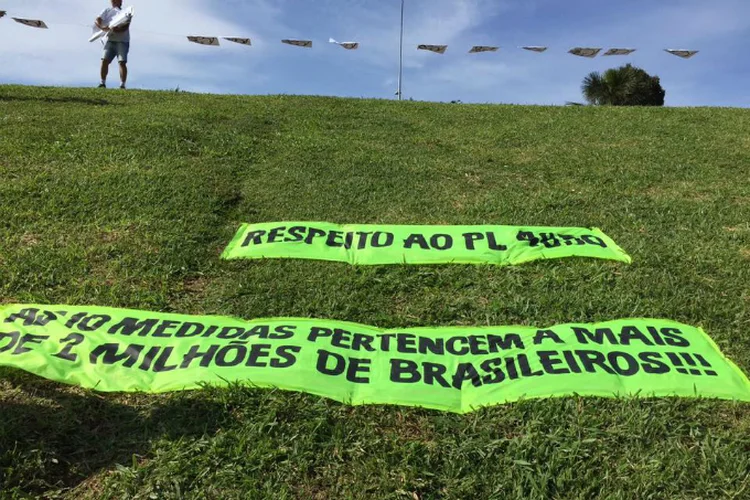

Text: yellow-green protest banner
xmin=221 ymin=222 xmax=632 ymax=266
xmin=2 ymin=304 xmax=748 ymax=413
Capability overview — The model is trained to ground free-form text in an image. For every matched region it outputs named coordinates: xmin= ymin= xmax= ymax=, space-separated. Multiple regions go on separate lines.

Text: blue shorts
xmin=103 ymin=41 xmax=129 ymax=63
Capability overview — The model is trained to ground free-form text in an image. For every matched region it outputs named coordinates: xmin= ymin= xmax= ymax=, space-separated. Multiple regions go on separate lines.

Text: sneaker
xmin=97 ymin=83 xmax=106 ymax=88
xmin=119 ymin=84 xmax=126 ymax=90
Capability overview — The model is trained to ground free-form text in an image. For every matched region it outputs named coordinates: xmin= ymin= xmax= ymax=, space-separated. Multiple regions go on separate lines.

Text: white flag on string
xmin=521 ymin=46 xmax=548 ymax=53
xmin=224 ymin=37 xmax=251 ymax=46
xmin=187 ymin=36 xmax=220 ymax=46
xmin=282 ymin=39 xmax=313 ymax=48
xmin=603 ymin=48 xmax=636 ymax=56
xmin=12 ymin=18 xmax=48 ymax=29
xmin=665 ymin=49 xmax=699 ymax=59
xmin=329 ymin=38 xmax=359 ymax=50
xmin=469 ymin=46 xmax=499 ymax=53
xmin=569 ymin=47 xmax=602 ymax=58
xmin=418 ymin=44 xmax=447 ymax=54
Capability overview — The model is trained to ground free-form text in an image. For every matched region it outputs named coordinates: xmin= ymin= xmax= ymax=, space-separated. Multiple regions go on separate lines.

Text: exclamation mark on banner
xmin=694 ymin=354 xmax=719 ymax=377
xmin=666 ymin=353 xmax=718 ymax=376
xmin=666 ymin=352 xmax=689 ymax=374
xmin=679 ymin=353 xmax=702 ymax=375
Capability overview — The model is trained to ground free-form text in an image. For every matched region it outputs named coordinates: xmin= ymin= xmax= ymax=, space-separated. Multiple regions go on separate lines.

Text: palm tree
xmin=582 ymin=64 xmax=665 ymax=106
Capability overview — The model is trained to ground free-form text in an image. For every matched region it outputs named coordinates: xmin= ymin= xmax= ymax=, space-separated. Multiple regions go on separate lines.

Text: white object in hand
xmin=89 ymin=6 xmax=134 ymax=43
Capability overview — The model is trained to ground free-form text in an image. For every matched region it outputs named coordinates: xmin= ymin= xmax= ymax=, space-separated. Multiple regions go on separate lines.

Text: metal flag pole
xmin=397 ymin=0 xmax=404 ymax=101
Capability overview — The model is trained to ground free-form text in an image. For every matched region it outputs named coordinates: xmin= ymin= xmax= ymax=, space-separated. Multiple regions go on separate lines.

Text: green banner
xmin=2 ymin=304 xmax=748 ymax=413
xmin=221 ymin=222 xmax=632 ymax=266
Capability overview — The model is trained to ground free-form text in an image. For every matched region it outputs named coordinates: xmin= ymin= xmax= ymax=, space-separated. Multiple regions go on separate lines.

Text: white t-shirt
xmin=99 ymin=7 xmax=130 ymax=43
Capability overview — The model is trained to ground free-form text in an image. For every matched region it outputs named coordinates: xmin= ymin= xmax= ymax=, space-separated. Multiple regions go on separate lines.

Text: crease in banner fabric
xmin=221 ymin=222 xmax=632 ymax=266
xmin=1 ymin=305 xmax=749 ymax=414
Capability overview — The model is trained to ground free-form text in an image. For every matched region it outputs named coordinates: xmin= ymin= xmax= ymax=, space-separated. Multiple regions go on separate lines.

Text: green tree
xmin=582 ymin=64 xmax=665 ymax=106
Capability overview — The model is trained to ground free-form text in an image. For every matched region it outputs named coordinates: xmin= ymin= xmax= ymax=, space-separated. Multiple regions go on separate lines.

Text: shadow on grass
xmin=0 ymin=95 xmax=112 ymax=106
xmin=0 ymin=371 xmax=225 ymax=496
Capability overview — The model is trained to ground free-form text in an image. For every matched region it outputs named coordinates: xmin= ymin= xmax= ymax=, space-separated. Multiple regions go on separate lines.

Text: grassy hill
xmin=1 ymin=84 xmax=749 ymax=498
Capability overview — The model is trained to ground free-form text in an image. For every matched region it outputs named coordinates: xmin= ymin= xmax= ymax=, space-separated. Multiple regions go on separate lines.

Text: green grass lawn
xmin=1 ymin=84 xmax=749 ymax=499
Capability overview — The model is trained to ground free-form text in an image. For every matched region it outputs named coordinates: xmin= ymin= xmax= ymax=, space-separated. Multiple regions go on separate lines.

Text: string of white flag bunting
xmin=0 ymin=10 xmax=699 ymax=59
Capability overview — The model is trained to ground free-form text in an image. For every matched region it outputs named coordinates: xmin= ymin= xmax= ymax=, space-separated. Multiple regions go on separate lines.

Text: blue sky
xmin=1 ymin=0 xmax=749 ymax=106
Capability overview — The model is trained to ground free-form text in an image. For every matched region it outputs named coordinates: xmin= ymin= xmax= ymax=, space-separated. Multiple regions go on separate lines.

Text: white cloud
xmin=318 ymin=0 xmax=510 ymax=70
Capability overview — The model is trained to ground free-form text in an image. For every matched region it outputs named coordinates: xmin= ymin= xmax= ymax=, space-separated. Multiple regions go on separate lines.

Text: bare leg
xmin=119 ymin=62 xmax=128 ymax=86
xmin=100 ymin=59 xmax=109 ymax=83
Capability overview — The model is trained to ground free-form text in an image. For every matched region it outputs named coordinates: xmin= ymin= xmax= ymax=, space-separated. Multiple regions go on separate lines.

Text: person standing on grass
xmin=95 ymin=0 xmax=131 ymax=89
